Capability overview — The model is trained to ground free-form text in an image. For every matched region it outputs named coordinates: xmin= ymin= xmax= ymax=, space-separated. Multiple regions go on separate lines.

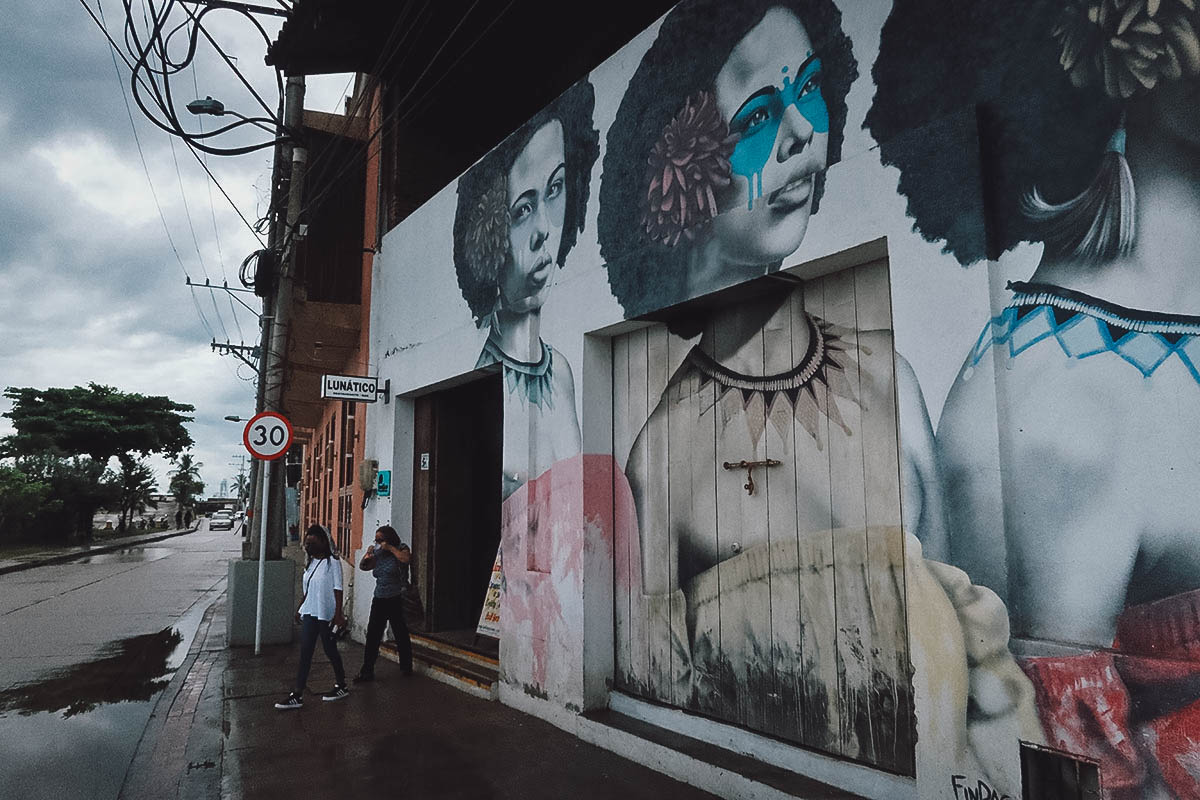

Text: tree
xmin=114 ymin=457 xmax=158 ymax=532
xmin=231 ymin=471 xmax=249 ymax=504
xmin=2 ymin=384 xmax=193 ymax=540
xmin=0 ymin=464 xmax=54 ymax=541
xmin=2 ymin=384 xmax=194 ymax=465
xmin=14 ymin=455 xmax=119 ymax=544
xmin=169 ymin=452 xmax=205 ymax=514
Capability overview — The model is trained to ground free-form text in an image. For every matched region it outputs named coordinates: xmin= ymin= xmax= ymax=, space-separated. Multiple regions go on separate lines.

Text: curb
xmin=0 ymin=525 xmax=202 ymax=577
xmin=119 ymin=589 xmax=226 ymax=800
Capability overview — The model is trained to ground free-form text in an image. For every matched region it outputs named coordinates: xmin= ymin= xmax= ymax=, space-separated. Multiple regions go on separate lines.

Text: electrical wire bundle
xmin=120 ymin=0 xmax=289 ymax=156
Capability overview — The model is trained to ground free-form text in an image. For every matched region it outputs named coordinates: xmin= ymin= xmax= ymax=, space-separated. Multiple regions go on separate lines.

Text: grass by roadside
xmin=0 ymin=524 xmax=183 ymax=562
xmin=0 ymin=542 xmax=55 ymax=561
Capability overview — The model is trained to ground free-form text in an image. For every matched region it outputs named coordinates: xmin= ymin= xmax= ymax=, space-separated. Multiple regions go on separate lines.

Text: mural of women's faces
xmin=452 ymin=80 xmax=600 ymax=496
xmin=598 ymin=0 xmax=857 ymax=320
xmin=868 ymin=0 xmax=1200 ymax=796
xmin=710 ymin=8 xmax=829 ymax=267
xmin=500 ymin=120 xmax=566 ymax=317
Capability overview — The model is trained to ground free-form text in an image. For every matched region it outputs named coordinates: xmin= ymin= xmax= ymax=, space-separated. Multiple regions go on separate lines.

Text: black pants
xmin=362 ymin=594 xmax=413 ymax=674
xmin=295 ymin=614 xmax=345 ymax=694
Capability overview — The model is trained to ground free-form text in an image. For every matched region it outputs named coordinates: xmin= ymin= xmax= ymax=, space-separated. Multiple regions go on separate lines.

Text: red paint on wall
xmin=1022 ymin=588 xmax=1200 ymax=798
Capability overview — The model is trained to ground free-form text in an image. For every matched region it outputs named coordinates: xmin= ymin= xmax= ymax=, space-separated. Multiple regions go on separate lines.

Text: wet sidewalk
xmin=125 ymin=592 xmax=720 ymax=800
xmin=0 ymin=525 xmax=202 ymax=576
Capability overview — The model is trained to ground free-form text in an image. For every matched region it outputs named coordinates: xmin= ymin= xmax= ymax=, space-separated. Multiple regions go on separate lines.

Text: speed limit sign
xmin=242 ymin=411 xmax=293 ymax=460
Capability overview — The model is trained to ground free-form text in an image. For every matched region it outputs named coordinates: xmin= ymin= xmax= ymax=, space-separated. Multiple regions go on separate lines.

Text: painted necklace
xmin=966 ymin=281 xmax=1200 ymax=385
xmin=476 ymin=331 xmax=556 ymax=409
xmin=685 ymin=312 xmax=859 ymax=447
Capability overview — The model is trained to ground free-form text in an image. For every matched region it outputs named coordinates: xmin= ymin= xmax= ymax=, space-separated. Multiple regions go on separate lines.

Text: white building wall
xmin=363 ymin=0 xmax=1200 ymax=797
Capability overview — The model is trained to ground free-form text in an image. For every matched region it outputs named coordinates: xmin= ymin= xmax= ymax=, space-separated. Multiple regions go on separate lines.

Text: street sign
xmin=376 ymin=469 xmax=391 ymax=497
xmin=320 ymin=373 xmax=379 ymax=402
xmin=242 ymin=412 xmax=293 ymax=461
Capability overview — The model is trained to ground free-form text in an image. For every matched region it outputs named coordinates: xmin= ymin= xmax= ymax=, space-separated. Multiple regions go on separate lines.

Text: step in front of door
xmin=584 ymin=708 xmax=869 ymax=800
xmin=380 ymin=639 xmax=498 ymax=699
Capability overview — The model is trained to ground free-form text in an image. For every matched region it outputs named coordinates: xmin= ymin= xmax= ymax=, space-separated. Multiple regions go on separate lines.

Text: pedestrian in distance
xmin=174 ymin=509 xmax=183 ymax=529
xmin=353 ymin=525 xmax=414 ymax=682
xmin=275 ymin=525 xmax=349 ymax=709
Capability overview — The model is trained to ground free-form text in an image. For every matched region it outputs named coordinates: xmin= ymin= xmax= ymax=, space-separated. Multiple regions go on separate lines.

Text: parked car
xmin=209 ymin=511 xmax=235 ymax=531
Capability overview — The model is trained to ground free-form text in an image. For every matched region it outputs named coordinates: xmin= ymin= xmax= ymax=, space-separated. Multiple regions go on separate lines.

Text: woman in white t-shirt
xmin=275 ymin=525 xmax=349 ymax=709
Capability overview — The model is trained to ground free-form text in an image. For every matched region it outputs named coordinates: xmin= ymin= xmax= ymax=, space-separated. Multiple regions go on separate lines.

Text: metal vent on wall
xmin=1020 ymin=743 xmax=1101 ymax=800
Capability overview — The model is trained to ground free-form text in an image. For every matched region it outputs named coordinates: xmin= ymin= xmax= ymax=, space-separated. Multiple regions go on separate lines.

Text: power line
xmin=116 ymin=0 xmax=286 ymax=155
xmin=79 ymin=0 xmax=268 ymax=246
xmin=291 ymin=2 xmax=441 ymax=219
xmin=95 ymin=0 xmax=218 ymax=341
xmin=181 ymin=137 xmax=268 ymax=246
xmin=167 ymin=134 xmax=238 ymax=345
xmin=192 ymin=63 xmax=245 ymax=343
xmin=296 ymin=2 xmax=518 ymax=229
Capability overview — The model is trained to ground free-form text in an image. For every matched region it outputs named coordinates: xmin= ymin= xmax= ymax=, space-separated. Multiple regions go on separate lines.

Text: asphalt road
xmin=0 ymin=523 xmax=240 ymax=800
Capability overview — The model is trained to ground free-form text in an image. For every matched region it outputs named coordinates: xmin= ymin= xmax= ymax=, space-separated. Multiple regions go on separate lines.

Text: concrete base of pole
xmin=226 ymin=559 xmax=296 ymax=646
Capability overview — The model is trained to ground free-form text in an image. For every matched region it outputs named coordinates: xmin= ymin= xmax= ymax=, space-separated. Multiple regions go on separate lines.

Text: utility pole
xmin=229 ymin=454 xmax=248 ymax=514
xmin=249 ymin=73 xmax=305 ymax=563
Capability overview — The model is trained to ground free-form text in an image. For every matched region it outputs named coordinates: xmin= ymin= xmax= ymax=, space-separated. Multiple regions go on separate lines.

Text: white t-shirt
xmin=299 ymin=557 xmax=343 ymax=621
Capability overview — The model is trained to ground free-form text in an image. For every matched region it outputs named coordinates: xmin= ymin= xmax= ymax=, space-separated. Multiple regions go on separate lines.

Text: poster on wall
xmin=475 ymin=546 xmax=503 ymax=639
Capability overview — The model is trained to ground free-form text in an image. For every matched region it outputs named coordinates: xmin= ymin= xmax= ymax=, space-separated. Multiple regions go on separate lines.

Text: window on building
xmin=1020 ymin=743 xmax=1101 ymax=800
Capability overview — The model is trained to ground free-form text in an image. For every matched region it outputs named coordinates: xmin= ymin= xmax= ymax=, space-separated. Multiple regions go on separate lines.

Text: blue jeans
xmin=295 ymin=615 xmax=345 ymax=694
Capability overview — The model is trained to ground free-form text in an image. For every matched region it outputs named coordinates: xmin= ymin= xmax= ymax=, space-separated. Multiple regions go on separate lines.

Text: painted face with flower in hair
xmin=642 ymin=7 xmax=829 ymax=271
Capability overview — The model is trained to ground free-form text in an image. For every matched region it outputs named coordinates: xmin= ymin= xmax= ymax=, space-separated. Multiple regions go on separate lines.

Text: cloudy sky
xmin=0 ymin=0 xmax=348 ymax=496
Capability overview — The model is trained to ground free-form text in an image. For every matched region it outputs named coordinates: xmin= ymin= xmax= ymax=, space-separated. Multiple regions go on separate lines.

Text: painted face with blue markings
xmin=712 ymin=7 xmax=828 ymax=267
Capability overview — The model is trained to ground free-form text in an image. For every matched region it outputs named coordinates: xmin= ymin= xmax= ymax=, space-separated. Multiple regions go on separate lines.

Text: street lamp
xmin=224 ymin=415 xmax=245 ymax=422
xmin=186 ymin=95 xmax=294 ymax=138
xmin=186 ymin=96 xmax=225 ymax=116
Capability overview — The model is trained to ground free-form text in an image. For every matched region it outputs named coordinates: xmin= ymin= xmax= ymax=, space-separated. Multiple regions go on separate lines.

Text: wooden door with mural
xmin=613 ymin=259 xmax=914 ymax=774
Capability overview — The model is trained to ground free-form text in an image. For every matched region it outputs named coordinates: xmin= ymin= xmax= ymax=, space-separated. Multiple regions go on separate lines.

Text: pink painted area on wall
xmin=499 ymin=454 xmax=627 ymax=694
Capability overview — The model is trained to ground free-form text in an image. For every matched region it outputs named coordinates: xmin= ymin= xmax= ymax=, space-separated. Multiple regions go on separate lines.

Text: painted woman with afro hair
xmin=869 ymin=0 xmax=1200 ymax=795
xmin=453 ymin=80 xmax=599 ymax=498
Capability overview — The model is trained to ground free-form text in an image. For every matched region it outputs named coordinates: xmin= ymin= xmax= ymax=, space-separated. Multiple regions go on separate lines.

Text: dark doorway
xmin=411 ymin=372 xmax=503 ymax=650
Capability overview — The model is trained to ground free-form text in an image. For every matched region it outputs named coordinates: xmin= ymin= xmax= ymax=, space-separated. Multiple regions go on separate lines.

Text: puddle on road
xmin=75 ymin=546 xmax=174 ymax=565
xmin=0 ymin=625 xmax=195 ymax=799
xmin=0 ymin=559 xmax=220 ymax=799
xmin=0 ymin=627 xmax=183 ymax=717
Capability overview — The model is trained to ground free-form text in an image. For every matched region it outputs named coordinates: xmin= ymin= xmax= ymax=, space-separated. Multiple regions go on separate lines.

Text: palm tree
xmin=115 ymin=456 xmax=158 ymax=531
xmin=231 ymin=471 xmax=249 ymax=504
xmin=169 ymin=453 xmax=205 ymax=516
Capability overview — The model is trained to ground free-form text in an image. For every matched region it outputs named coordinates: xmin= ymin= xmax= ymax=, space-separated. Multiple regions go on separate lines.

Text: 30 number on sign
xmin=242 ymin=412 xmax=293 ymax=460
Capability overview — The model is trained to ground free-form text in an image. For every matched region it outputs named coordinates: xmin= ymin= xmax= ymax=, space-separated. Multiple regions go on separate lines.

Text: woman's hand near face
xmin=358 ymin=547 xmax=376 ymax=571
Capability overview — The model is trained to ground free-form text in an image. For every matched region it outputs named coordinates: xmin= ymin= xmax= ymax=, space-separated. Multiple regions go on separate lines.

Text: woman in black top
xmin=354 ymin=525 xmax=413 ymax=682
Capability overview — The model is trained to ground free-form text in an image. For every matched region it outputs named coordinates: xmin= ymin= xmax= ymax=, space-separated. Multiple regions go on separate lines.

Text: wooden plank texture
xmin=797 ymin=280 xmax=842 ymax=754
xmin=665 ymin=330 xmax=693 ymax=707
xmin=763 ymin=286 xmax=801 ymax=741
xmin=627 ymin=329 xmax=651 ymax=695
xmin=644 ymin=326 xmax=672 ymax=702
xmin=609 ymin=262 xmax=912 ymax=773
xmin=852 ymin=260 xmax=912 ymax=773
xmin=611 ymin=335 xmax=633 ymax=690
xmin=821 ymin=267 xmax=874 ymax=763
